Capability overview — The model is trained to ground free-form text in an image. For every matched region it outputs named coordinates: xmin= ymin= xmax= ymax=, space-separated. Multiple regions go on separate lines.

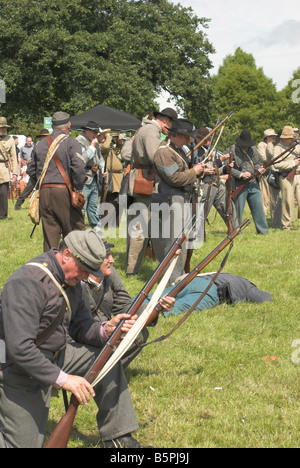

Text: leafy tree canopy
xmin=0 ymin=0 xmax=214 ymax=133
xmin=210 ymin=48 xmax=284 ymax=149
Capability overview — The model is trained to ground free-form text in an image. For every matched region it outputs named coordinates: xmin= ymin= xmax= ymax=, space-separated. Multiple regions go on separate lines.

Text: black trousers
xmin=39 ymin=186 xmax=85 ymax=252
xmin=0 ymin=183 xmax=9 ymax=219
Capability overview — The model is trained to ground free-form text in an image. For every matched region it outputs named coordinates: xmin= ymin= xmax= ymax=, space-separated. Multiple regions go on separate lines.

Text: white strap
xmin=27 ymin=262 xmax=72 ymax=321
xmin=91 ymin=254 xmax=179 ymax=387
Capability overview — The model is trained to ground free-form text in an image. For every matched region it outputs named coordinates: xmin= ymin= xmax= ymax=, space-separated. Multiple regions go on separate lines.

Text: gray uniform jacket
xmin=229 ymin=145 xmax=261 ymax=186
xmin=131 ymin=120 xmax=162 ymax=179
xmin=81 ymin=267 xmax=132 ymax=322
xmin=27 ymin=129 xmax=86 ymax=189
xmin=153 ymin=140 xmax=196 ymax=198
xmin=0 ymin=250 xmax=104 ymax=386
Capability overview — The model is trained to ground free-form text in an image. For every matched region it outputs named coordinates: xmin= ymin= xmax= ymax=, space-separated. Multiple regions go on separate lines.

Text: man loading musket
xmin=192 ymin=127 xmax=239 ymax=232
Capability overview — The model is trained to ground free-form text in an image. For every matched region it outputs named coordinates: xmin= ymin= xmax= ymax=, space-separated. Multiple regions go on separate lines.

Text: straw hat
xmin=281 ymin=126 xmax=295 ymax=139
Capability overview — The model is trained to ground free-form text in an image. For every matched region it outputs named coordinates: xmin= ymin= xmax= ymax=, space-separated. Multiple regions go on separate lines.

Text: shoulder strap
xmin=27 ymin=262 xmax=72 ymax=347
xmin=46 ymin=135 xmax=73 ymax=194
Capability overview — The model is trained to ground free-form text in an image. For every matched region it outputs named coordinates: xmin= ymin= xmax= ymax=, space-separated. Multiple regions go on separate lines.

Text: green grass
xmin=1 ymin=200 xmax=300 ymax=448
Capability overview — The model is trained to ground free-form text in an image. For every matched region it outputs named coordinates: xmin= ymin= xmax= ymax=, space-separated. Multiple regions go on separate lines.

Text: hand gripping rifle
xmin=144 ymin=218 xmax=250 ymax=329
xmin=232 ymin=142 xmax=299 ymax=200
xmin=43 ymin=215 xmax=196 ymax=448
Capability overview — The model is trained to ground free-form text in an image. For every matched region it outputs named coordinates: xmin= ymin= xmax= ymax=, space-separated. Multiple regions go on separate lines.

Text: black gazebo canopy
xmin=70 ymin=104 xmax=141 ymax=131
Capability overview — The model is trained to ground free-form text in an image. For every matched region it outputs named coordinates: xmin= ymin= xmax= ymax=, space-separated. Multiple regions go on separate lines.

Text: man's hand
xmin=104 ymin=313 xmax=138 ymax=337
xmin=194 ymin=162 xmax=205 ymax=175
xmin=158 ymin=295 xmax=175 ymax=312
xmin=241 ymin=171 xmax=252 ymax=179
xmin=62 ymin=375 xmax=95 ymax=406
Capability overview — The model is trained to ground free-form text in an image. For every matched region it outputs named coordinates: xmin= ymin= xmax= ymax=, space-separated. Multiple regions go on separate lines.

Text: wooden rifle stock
xmin=145 ymin=218 xmax=250 ymax=327
xmin=232 ymin=142 xmax=299 ymax=200
xmin=44 ymin=215 xmax=196 ymax=448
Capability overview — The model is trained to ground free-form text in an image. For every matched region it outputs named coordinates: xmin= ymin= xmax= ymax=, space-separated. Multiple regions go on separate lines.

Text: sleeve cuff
xmin=54 ymin=370 xmax=68 ymax=389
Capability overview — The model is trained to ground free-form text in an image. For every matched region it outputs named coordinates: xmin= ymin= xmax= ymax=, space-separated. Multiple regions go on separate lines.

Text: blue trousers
xmin=83 ymin=180 xmax=100 ymax=228
xmin=235 ymin=181 xmax=269 ymax=234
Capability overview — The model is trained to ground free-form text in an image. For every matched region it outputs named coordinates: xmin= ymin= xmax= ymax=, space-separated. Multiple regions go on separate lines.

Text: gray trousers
xmin=0 ymin=341 xmax=138 ymax=448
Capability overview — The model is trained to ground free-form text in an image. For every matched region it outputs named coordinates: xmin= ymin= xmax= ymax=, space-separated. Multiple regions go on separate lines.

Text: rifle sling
xmin=141 ymin=243 xmax=233 ymax=348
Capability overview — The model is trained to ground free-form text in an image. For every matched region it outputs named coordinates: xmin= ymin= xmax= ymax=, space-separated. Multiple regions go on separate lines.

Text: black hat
xmin=167 ymin=118 xmax=196 ymax=138
xmin=153 ymin=107 xmax=178 ymax=121
xmin=81 ymin=121 xmax=100 ymax=131
xmin=104 ymin=241 xmax=115 ymax=251
xmin=236 ymin=130 xmax=256 ymax=147
xmin=36 ymin=128 xmax=50 ymax=138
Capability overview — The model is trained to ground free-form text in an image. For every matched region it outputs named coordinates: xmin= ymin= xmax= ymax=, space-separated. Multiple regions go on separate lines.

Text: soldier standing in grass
xmin=229 ymin=130 xmax=269 ymax=235
xmin=126 ymin=107 xmax=177 ymax=277
xmin=0 ymin=117 xmax=18 ymax=220
xmin=152 ymin=118 xmax=205 ymax=285
xmin=28 ymin=112 xmax=86 ymax=251
xmin=273 ymin=126 xmax=300 ymax=230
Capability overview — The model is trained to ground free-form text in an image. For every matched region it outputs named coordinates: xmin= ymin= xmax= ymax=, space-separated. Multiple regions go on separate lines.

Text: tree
xmin=278 ymin=68 xmax=300 ymax=129
xmin=210 ymin=48 xmax=281 ymax=150
xmin=0 ymin=0 xmax=214 ymax=133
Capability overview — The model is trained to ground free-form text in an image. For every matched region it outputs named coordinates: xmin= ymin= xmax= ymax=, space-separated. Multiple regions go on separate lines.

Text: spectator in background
xmin=76 ymin=121 xmax=104 ymax=230
xmin=19 ymin=136 xmax=34 ymax=162
xmin=0 ymin=117 xmax=18 ymax=219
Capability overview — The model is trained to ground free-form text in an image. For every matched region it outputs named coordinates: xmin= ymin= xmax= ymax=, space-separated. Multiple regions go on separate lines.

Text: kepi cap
xmin=52 ymin=111 xmax=70 ymax=127
xmin=64 ymin=229 xmax=106 ymax=277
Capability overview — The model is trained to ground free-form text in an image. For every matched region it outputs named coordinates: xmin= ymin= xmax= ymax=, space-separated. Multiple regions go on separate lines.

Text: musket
xmin=226 ymin=152 xmax=233 ymax=235
xmin=186 ymin=111 xmax=234 ymax=160
xmin=145 ymin=218 xmax=250 ymax=327
xmin=232 ymin=142 xmax=299 ymax=200
xmin=44 ymin=215 xmax=196 ymax=448
xmin=184 ymin=116 xmax=225 ymax=273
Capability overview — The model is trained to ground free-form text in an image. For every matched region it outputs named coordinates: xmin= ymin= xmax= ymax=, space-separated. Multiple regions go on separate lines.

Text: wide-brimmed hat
xmin=281 ymin=126 xmax=295 ymax=139
xmin=0 ymin=117 xmax=10 ymax=128
xmin=52 ymin=111 xmax=70 ymax=127
xmin=153 ymin=107 xmax=178 ymax=121
xmin=264 ymin=129 xmax=277 ymax=138
xmin=236 ymin=129 xmax=256 ymax=147
xmin=81 ymin=121 xmax=100 ymax=132
xmin=167 ymin=118 xmax=196 ymax=138
xmin=98 ymin=127 xmax=111 ymax=134
xmin=64 ymin=229 xmax=106 ymax=277
xmin=36 ymin=128 xmax=50 ymax=138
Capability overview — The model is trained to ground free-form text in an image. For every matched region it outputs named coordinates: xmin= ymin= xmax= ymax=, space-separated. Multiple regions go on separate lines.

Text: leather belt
xmin=41 ymin=184 xmax=67 ymax=189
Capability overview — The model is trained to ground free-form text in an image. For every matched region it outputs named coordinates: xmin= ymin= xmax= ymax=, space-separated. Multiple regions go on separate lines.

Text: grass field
xmin=1 ymin=199 xmax=300 ymax=448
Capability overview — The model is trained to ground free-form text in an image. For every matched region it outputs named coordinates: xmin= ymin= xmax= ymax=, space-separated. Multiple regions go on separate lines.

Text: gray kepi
xmin=64 ymin=229 xmax=106 ymax=277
